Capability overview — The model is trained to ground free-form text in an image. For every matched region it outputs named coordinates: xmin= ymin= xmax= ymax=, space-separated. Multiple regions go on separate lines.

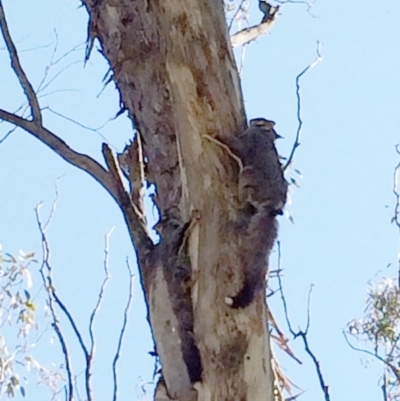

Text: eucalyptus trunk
xmin=85 ymin=1 xmax=279 ymax=400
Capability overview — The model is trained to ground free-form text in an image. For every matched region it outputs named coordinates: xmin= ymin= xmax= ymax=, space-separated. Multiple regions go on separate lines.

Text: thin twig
xmin=0 ymin=3 xmax=152 ymax=263
xmin=0 ymin=9 xmax=121 ymax=206
xmin=35 ymin=31 xmax=84 ymax=96
xmin=112 ymin=258 xmax=135 ymax=401
xmin=42 ymin=177 xmax=63 ymax=231
xmin=392 ymin=145 xmax=400 ymax=287
xmin=39 ymin=60 xmax=82 ymax=94
xmin=304 ymin=284 xmax=314 ymax=334
xmin=35 ymin=202 xmax=74 ymax=401
xmin=277 ymin=241 xmax=329 ymax=400
xmin=274 ymin=0 xmax=317 ymax=16
xmin=343 ymin=331 xmax=400 ymax=383
xmin=86 ymin=227 xmax=114 ymax=401
xmin=0 ymin=109 xmax=120 ymax=203
xmin=0 ymin=2 xmax=42 ymax=124
xmin=276 ymin=241 xmax=295 ymax=336
xmin=0 ymin=125 xmax=16 ymax=143
xmin=73 ymin=370 xmax=85 ymax=401
xmin=382 ymin=372 xmax=388 ymax=401
xmin=42 ymin=106 xmax=113 ymax=146
xmin=283 ymin=41 xmax=323 ymax=171
xmin=35 ymin=184 xmax=95 ymax=401
xmin=52 ymin=291 xmax=90 ymax=359
xmin=202 ymin=134 xmax=243 ymax=173
xmin=228 ymin=0 xmax=248 ymax=31
xmin=296 ymin=331 xmax=330 ymax=401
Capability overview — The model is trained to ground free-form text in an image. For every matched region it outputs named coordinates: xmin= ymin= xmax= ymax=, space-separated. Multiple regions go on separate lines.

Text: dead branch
xmin=229 ymin=1 xmax=280 ymax=48
xmin=343 ymin=331 xmax=400 ymax=384
xmin=277 ymin=241 xmax=330 ymax=401
xmin=34 ymin=188 xmax=136 ymax=401
xmin=381 ymin=372 xmax=388 ymax=401
xmin=86 ymin=227 xmax=114 ymax=401
xmin=230 ymin=19 xmax=277 ymax=48
xmin=42 ymin=106 xmax=112 ymax=145
xmin=35 ymin=194 xmax=75 ymax=401
xmin=228 ymin=0 xmax=249 ymax=32
xmin=296 ymin=331 xmax=330 ymax=401
xmin=283 ymin=41 xmax=322 ymax=171
xmin=392 ymin=145 xmax=400 ymax=287
xmin=0 ymin=109 xmax=119 ymax=201
xmin=275 ymin=0 xmax=317 ymax=14
xmin=0 ymin=125 xmax=16 ymax=143
xmin=112 ymin=258 xmax=135 ymax=401
xmin=276 ymin=241 xmax=295 ymax=336
xmin=0 ymin=4 xmax=151 ymax=257
xmin=0 ymin=3 xmax=42 ymax=124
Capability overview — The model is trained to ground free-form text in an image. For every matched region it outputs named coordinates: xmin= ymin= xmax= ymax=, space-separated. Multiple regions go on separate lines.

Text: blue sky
xmin=0 ymin=0 xmax=399 ymax=400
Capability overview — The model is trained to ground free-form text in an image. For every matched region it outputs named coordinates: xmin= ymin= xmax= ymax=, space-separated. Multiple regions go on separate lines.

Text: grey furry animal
xmin=238 ymin=118 xmax=287 ymax=216
xmin=229 ymin=118 xmax=287 ymax=308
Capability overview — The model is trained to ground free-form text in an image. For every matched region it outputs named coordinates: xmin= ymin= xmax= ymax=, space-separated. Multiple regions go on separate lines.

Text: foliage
xmin=347 ymin=277 xmax=400 ymax=401
xmin=0 ymin=246 xmax=64 ymax=399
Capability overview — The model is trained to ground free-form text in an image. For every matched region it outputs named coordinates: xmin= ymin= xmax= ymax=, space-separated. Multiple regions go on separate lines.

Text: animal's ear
xmin=249 ymin=118 xmax=276 ymax=129
xmin=249 ymin=118 xmax=266 ymax=127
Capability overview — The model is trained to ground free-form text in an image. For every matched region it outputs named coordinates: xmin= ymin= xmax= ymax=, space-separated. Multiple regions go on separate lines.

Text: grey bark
xmin=81 ymin=1 xmax=283 ymax=400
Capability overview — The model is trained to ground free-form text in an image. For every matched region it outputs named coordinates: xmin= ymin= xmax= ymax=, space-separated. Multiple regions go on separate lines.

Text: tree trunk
xmin=85 ymin=1 xmax=280 ymax=400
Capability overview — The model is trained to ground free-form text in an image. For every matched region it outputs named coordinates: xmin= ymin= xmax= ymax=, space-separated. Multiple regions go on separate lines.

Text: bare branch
xmin=230 ymin=19 xmax=277 ymax=48
xmin=382 ymin=372 xmax=388 ymax=401
xmin=86 ymin=227 xmax=114 ymax=401
xmin=35 ymin=186 xmax=94 ymax=401
xmin=304 ymin=284 xmax=314 ymax=334
xmin=0 ymin=108 xmax=120 ymax=202
xmin=35 ymin=200 xmax=74 ymax=401
xmin=112 ymin=258 xmax=135 ymax=401
xmin=392 ymin=145 xmax=400 ymax=287
xmin=0 ymin=2 xmax=42 ymax=124
xmin=0 ymin=125 xmax=16 ymax=143
xmin=392 ymin=145 xmax=400 ymax=227
xmin=343 ymin=331 xmax=400 ymax=383
xmin=275 ymin=0 xmax=317 ymax=15
xmin=228 ymin=0 xmax=248 ymax=32
xmin=296 ymin=331 xmax=330 ymax=401
xmin=42 ymin=106 xmax=113 ymax=146
xmin=35 ymin=31 xmax=84 ymax=96
xmin=101 ymin=143 xmax=154 ymax=255
xmin=74 ymin=373 xmax=83 ymax=401
xmin=0 ymin=58 xmax=152 ymax=269
xmin=42 ymin=177 xmax=64 ymax=231
xmin=0 ymin=9 xmax=129 ymax=219
xmin=49 ymin=290 xmax=90 ymax=362
xmin=276 ymin=241 xmax=295 ymax=336
xmin=284 ymin=41 xmax=323 ymax=171
xmin=38 ymin=59 xmax=82 ymax=94
xmin=277 ymin=241 xmax=330 ymax=400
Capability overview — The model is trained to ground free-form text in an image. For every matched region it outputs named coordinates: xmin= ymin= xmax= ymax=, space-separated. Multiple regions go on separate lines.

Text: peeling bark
xmin=80 ymin=0 xmax=283 ymax=400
